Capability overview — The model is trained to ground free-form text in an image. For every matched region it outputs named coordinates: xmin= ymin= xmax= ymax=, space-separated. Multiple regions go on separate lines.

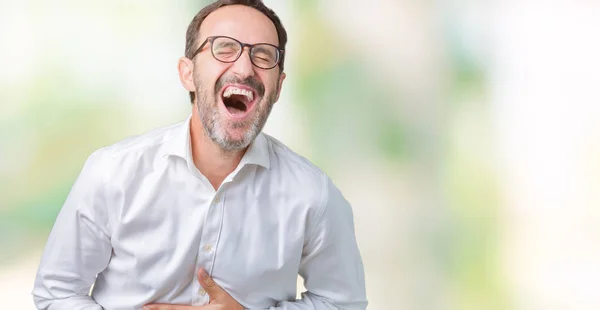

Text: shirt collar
xmin=161 ymin=114 xmax=270 ymax=170
xmin=160 ymin=114 xmax=191 ymax=160
xmin=239 ymin=131 xmax=270 ymax=170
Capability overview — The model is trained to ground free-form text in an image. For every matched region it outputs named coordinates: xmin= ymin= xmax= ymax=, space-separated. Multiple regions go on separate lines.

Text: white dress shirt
xmin=32 ymin=116 xmax=367 ymax=310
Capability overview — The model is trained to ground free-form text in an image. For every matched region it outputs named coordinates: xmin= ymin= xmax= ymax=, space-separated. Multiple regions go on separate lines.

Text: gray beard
xmin=195 ymin=84 xmax=276 ymax=153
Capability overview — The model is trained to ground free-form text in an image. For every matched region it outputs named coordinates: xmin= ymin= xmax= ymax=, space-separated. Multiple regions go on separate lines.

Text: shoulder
xmin=101 ymin=121 xmax=182 ymax=158
xmin=85 ymin=120 xmax=184 ymax=174
xmin=263 ymin=134 xmax=349 ymax=213
xmin=264 ymin=133 xmax=328 ymax=189
xmin=262 ymin=135 xmax=355 ymax=234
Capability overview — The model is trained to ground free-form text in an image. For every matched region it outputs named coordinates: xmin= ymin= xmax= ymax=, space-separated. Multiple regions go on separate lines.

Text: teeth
xmin=223 ymin=87 xmax=254 ymax=102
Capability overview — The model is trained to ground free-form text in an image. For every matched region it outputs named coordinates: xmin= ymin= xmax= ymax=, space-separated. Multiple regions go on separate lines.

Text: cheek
xmin=194 ymin=60 xmax=230 ymax=90
xmin=260 ymin=72 xmax=281 ymax=94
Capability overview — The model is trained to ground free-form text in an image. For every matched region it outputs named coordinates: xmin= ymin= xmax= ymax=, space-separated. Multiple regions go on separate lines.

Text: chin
xmin=212 ymin=127 xmax=255 ymax=151
xmin=224 ymin=133 xmax=248 ymax=145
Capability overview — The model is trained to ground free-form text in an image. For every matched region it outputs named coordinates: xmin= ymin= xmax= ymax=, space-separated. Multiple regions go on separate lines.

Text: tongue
xmin=226 ymin=105 xmax=246 ymax=116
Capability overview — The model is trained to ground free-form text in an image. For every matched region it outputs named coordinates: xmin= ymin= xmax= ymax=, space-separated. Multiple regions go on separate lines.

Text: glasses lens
xmin=212 ymin=37 xmax=242 ymax=62
xmin=251 ymin=44 xmax=279 ymax=69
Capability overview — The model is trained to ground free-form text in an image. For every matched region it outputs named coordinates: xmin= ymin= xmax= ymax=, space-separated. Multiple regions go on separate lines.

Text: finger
xmin=197 ymin=268 xmax=225 ymax=300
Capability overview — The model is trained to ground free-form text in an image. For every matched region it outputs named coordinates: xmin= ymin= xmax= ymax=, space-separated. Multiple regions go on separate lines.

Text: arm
xmin=32 ymin=150 xmax=113 ymax=309
xmin=268 ymin=176 xmax=368 ymax=310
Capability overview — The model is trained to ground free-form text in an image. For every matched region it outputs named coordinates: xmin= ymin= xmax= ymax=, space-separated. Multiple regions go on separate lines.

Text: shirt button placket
xmin=196 ymin=191 xmax=224 ymax=303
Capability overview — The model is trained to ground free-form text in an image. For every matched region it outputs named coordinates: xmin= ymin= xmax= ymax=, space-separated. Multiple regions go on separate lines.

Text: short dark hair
xmin=185 ymin=0 xmax=288 ymax=103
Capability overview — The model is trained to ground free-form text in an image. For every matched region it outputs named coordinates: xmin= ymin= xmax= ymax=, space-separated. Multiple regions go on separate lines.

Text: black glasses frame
xmin=190 ymin=35 xmax=284 ymax=70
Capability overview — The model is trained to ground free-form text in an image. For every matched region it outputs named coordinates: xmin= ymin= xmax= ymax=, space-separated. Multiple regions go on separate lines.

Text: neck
xmin=190 ymin=112 xmax=246 ymax=190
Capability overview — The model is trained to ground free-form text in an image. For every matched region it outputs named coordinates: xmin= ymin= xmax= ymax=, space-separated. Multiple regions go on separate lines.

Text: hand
xmin=144 ymin=268 xmax=244 ymax=310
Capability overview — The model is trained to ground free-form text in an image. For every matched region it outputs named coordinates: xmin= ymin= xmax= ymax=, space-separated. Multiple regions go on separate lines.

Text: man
xmin=32 ymin=1 xmax=367 ymax=309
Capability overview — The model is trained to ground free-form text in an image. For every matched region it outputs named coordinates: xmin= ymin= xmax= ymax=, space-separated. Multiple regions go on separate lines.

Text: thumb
xmin=198 ymin=268 xmax=225 ymax=300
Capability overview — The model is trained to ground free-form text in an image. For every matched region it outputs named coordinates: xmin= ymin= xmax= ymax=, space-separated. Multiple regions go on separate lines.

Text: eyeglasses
xmin=190 ymin=36 xmax=284 ymax=70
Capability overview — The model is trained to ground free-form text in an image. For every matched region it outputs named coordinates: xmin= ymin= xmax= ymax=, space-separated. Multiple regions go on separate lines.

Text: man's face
xmin=188 ymin=5 xmax=285 ymax=152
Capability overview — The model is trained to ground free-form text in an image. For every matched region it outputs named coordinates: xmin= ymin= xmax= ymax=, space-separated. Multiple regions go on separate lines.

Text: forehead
xmin=199 ymin=5 xmax=279 ymax=46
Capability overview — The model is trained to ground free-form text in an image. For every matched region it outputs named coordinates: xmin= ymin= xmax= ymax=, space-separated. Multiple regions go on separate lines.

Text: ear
xmin=178 ymin=57 xmax=196 ymax=92
xmin=273 ymin=72 xmax=286 ymax=103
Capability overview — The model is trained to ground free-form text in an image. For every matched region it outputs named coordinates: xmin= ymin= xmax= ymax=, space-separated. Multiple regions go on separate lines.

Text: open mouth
xmin=221 ymin=86 xmax=256 ymax=117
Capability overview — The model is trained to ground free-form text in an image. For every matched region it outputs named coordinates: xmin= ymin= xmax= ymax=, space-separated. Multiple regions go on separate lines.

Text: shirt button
xmin=203 ymin=244 xmax=212 ymax=252
xmin=199 ymin=288 xmax=206 ymax=296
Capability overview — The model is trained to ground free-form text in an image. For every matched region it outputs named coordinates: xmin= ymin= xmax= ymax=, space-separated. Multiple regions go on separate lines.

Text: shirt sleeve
xmin=266 ymin=176 xmax=368 ymax=310
xmin=32 ymin=149 xmax=113 ymax=310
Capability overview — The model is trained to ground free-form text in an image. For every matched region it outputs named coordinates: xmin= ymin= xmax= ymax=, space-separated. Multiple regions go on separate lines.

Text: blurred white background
xmin=1 ymin=1 xmax=599 ymax=309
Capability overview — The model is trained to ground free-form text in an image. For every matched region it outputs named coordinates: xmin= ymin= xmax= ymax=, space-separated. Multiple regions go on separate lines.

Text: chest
xmin=108 ymin=173 xmax=311 ymax=307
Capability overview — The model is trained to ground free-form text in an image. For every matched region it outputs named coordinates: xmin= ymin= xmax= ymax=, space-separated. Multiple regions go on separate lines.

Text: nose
xmin=230 ymin=47 xmax=255 ymax=79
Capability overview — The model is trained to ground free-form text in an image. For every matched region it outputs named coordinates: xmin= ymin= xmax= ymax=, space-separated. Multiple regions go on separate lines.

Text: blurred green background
xmin=2 ymin=1 xmax=600 ymax=309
